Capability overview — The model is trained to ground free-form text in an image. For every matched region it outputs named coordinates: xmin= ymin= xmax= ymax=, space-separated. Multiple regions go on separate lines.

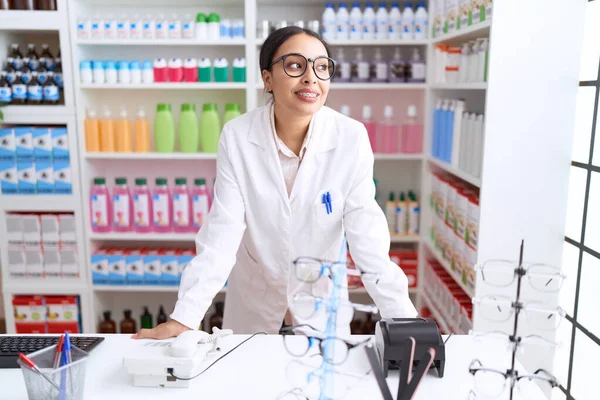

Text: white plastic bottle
xmin=401 ymin=2 xmax=415 ymax=40
xmin=349 ymin=3 xmax=362 ymax=41
xmin=91 ymin=14 xmax=104 ymax=40
xmin=182 ymin=13 xmax=195 ymax=39
xmin=169 ymin=13 xmax=182 ymax=39
xmin=375 ymin=2 xmax=389 ymax=41
xmin=408 ymin=48 xmax=425 ymax=82
xmin=351 ymin=48 xmax=370 ymax=82
xmin=336 ymin=3 xmax=350 ymax=40
xmin=335 ymin=48 xmax=351 ymax=82
xmin=372 ymin=47 xmax=388 ymax=82
xmin=77 ymin=14 xmax=91 ymax=40
xmin=143 ymin=14 xmax=155 ymax=39
xmin=117 ymin=13 xmax=131 ymax=39
xmin=156 ymin=13 xmax=169 ymax=39
xmin=459 ymin=42 xmax=470 ymax=83
xmin=362 ymin=2 xmax=376 ymax=40
xmin=130 ymin=14 xmax=143 ymax=39
xmin=414 ymin=2 xmax=428 ymax=40
xmin=322 ymin=3 xmax=337 ymax=41
xmin=104 ymin=13 xmax=117 ymax=39
xmin=388 ymin=3 xmax=402 ymax=40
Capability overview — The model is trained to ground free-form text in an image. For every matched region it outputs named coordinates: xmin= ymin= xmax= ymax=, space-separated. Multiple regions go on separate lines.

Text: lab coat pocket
xmin=313 ymin=189 xmax=343 ymax=231
xmin=239 ymin=241 xmax=268 ymax=300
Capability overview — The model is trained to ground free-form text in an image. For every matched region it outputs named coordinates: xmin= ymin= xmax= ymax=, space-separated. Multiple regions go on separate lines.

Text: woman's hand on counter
xmin=131 ymin=319 xmax=191 ymax=339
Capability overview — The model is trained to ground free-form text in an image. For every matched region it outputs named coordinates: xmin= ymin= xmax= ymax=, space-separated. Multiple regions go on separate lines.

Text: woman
xmin=133 ymin=26 xmax=417 ymax=340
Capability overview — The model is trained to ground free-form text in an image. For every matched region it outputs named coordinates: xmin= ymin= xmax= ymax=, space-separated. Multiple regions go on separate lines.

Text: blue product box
xmin=161 ymin=251 xmax=179 ymax=286
xmin=14 ymin=127 xmax=33 ymax=161
xmin=91 ymin=252 xmax=109 ymax=285
xmin=17 ymin=160 xmax=36 ymax=194
xmin=51 ymin=128 xmax=69 ymax=160
xmin=53 ymin=158 xmax=72 ymax=194
xmin=32 ymin=128 xmax=52 ymax=160
xmin=0 ymin=128 xmax=16 ymax=160
xmin=35 ymin=159 xmax=54 ymax=194
xmin=143 ymin=251 xmax=162 ymax=284
xmin=107 ymin=252 xmax=126 ymax=284
xmin=0 ymin=160 xmax=18 ymax=194
xmin=125 ymin=251 xmax=144 ymax=285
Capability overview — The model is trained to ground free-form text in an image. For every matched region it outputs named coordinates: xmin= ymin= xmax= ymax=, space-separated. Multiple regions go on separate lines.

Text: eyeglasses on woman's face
xmin=267 ymin=53 xmax=336 ymax=81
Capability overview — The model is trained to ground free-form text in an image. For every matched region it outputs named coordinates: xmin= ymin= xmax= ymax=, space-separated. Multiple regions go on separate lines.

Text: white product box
xmin=61 ymin=245 xmax=80 ymax=278
xmin=41 ymin=214 xmax=60 ymax=244
xmin=7 ymin=245 xmax=26 ymax=277
xmin=6 ymin=213 xmax=24 ymax=244
xmin=59 ymin=214 xmax=77 ymax=244
xmin=459 ymin=0 xmax=471 ymax=29
xmin=22 ymin=214 xmax=42 ymax=244
xmin=445 ymin=0 xmax=458 ymax=33
xmin=43 ymin=244 xmax=62 ymax=278
xmin=25 ymin=244 xmax=44 ymax=278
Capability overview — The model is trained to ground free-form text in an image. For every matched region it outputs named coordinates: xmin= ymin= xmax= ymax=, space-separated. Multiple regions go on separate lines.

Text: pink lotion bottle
xmin=192 ymin=178 xmax=212 ymax=231
xmin=90 ymin=177 xmax=112 ymax=233
xmin=113 ymin=177 xmax=133 ymax=232
xmin=133 ymin=178 xmax=153 ymax=233
xmin=152 ymin=177 xmax=173 ymax=233
xmin=173 ymin=178 xmax=192 ymax=233
xmin=402 ymin=105 xmax=423 ymax=154
xmin=381 ymin=105 xmax=399 ymax=154
xmin=362 ymin=105 xmax=378 ymax=153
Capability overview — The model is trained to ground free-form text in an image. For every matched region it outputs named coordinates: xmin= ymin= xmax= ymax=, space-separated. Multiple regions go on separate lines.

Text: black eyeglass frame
xmin=267 ymin=53 xmax=337 ymax=81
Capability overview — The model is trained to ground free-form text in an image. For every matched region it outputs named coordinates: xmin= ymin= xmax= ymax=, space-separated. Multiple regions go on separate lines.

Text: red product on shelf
xmin=13 ymin=296 xmax=46 ymax=334
xmin=45 ymin=296 xmax=81 ymax=334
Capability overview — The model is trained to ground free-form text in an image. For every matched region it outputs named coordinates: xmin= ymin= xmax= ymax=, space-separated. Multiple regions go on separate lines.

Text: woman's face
xmin=263 ymin=34 xmax=331 ymax=118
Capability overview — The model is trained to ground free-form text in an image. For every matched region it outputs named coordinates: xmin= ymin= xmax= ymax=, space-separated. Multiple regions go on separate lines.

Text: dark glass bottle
xmin=26 ymin=71 xmax=42 ymax=105
xmin=120 ymin=309 xmax=137 ymax=334
xmin=42 ymin=71 xmax=58 ymax=105
xmin=99 ymin=311 xmax=117 ymax=334
xmin=53 ymin=58 xmax=63 ymax=104
xmin=209 ymin=302 xmax=224 ymax=330
xmin=350 ymin=319 xmax=363 ymax=335
xmin=40 ymin=44 xmax=55 ymax=71
xmin=362 ymin=313 xmax=377 ymax=334
xmin=0 ymin=72 xmax=12 ymax=105
xmin=12 ymin=70 xmax=27 ymax=105
xmin=141 ymin=306 xmax=153 ymax=329
xmin=36 ymin=0 xmax=56 ymax=10
xmin=157 ymin=305 xmax=168 ymax=325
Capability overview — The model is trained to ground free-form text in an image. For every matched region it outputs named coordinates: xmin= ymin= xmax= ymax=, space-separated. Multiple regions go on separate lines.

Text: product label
xmin=376 ymin=63 xmax=388 ymax=80
xmin=134 ymin=193 xmax=150 ymax=227
xmin=390 ymin=61 xmax=405 ymax=80
xmin=484 ymin=0 xmax=492 ymax=20
xmin=173 ymin=193 xmax=189 ymax=227
xmin=412 ymin=62 xmax=426 ymax=81
xmin=53 ymin=73 xmax=63 ymax=88
xmin=0 ymin=87 xmax=11 ymax=103
xmin=12 ymin=83 xmax=26 ymax=100
xmin=131 ymin=22 xmax=142 ymax=38
xmin=415 ymin=21 xmax=427 ymax=37
xmin=183 ymin=22 xmax=193 ymax=38
xmin=395 ymin=205 xmax=406 ymax=234
xmin=357 ymin=61 xmax=369 ymax=80
xmin=5 ymin=71 xmax=16 ymax=85
xmin=409 ymin=205 xmax=420 ymax=234
xmin=43 ymin=86 xmax=59 ymax=101
xmin=117 ymin=22 xmax=128 ymax=37
xmin=27 ymin=85 xmax=42 ymax=102
xmin=153 ymin=193 xmax=169 ymax=227
xmin=78 ymin=23 xmax=89 ymax=39
xmin=156 ymin=22 xmax=167 ymax=38
xmin=193 ymin=194 xmax=210 ymax=228
xmin=143 ymin=22 xmax=154 ymax=38
xmin=114 ymin=193 xmax=131 ymax=227
xmin=466 ymin=201 xmax=479 ymax=249
xmin=91 ymin=194 xmax=109 ymax=227
xmin=472 ymin=0 xmax=482 ymax=23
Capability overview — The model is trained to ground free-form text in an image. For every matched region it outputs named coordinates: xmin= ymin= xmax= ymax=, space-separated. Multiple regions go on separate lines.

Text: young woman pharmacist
xmin=133 ymin=26 xmax=417 ymax=339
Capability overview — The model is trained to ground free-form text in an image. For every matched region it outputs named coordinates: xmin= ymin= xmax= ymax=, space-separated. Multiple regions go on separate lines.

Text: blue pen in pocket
xmin=326 ymin=192 xmax=332 ymax=213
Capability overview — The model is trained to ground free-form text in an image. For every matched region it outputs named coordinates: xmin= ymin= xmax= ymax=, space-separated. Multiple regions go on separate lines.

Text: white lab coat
xmin=170 ymin=103 xmax=417 ymax=335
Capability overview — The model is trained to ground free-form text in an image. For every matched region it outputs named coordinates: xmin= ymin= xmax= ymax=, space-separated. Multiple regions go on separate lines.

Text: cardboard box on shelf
xmin=45 ymin=296 xmax=81 ymax=333
xmin=6 ymin=213 xmax=23 ymax=244
xmin=0 ymin=128 xmax=16 ymax=160
xmin=58 ymin=214 xmax=77 ymax=244
xmin=107 ymin=249 xmax=126 ymax=284
xmin=14 ymin=127 xmax=34 ymax=161
xmin=50 ymin=128 xmax=69 ymax=160
xmin=0 ymin=159 xmax=18 ymax=194
xmin=24 ymin=244 xmax=44 ymax=278
xmin=32 ymin=127 xmax=52 ymax=160
xmin=53 ymin=158 xmax=72 ymax=194
xmin=43 ymin=244 xmax=61 ymax=278
xmin=91 ymin=249 xmax=109 ymax=284
xmin=143 ymin=249 xmax=162 ymax=285
xmin=7 ymin=245 xmax=26 ymax=277
xmin=41 ymin=214 xmax=60 ymax=244
xmin=61 ymin=244 xmax=79 ymax=277
xmin=160 ymin=249 xmax=180 ymax=285
xmin=13 ymin=296 xmax=46 ymax=334
xmin=17 ymin=159 xmax=36 ymax=194
xmin=125 ymin=249 xmax=144 ymax=285
xmin=22 ymin=214 xmax=42 ymax=244
xmin=35 ymin=158 xmax=54 ymax=194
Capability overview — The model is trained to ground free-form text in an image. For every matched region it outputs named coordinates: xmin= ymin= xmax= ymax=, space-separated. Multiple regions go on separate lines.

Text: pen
xmin=53 ymin=335 xmax=64 ymax=369
xmin=322 ymin=193 xmax=328 ymax=214
xmin=19 ymin=353 xmax=61 ymax=391
xmin=326 ymin=192 xmax=332 ymax=213
xmin=63 ymin=332 xmax=72 ymax=365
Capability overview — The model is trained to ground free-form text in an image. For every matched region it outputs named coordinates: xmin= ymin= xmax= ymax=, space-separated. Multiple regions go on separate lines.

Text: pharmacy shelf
xmin=0 ymin=105 xmax=75 ymax=124
xmin=80 ymin=83 xmax=247 ymax=90
xmin=431 ymin=20 xmax=492 ymax=45
xmin=76 ymin=39 xmax=247 ymax=46
xmin=422 ymin=293 xmax=452 ymax=334
xmin=89 ymin=232 xmax=197 ymax=241
xmin=255 ymin=38 xmax=428 ymax=46
xmin=3 ymin=282 xmax=88 ymax=295
xmin=390 ymin=235 xmax=420 ymax=243
xmin=0 ymin=195 xmax=76 ymax=212
xmin=93 ymin=286 xmax=227 ymax=294
xmin=374 ymin=154 xmax=423 ymax=161
xmin=255 ymin=82 xmax=426 ymax=90
xmin=424 ymin=239 xmax=475 ymax=298
xmin=0 ymin=10 xmax=66 ymax=31
xmin=349 ymin=287 xmax=417 ymax=295
xmin=428 ymin=156 xmax=482 ymax=188
xmin=85 ymin=152 xmax=217 ymax=160
xmin=430 ymin=83 xmax=488 ymax=90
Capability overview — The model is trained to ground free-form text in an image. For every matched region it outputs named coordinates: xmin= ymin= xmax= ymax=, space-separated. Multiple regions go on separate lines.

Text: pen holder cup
xmin=18 ymin=345 xmax=89 ymax=400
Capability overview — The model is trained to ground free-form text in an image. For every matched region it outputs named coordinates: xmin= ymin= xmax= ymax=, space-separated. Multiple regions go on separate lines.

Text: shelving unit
xmin=423 ymin=240 xmax=474 ymax=298
xmin=427 ymin=156 xmax=482 ymax=188
xmin=430 ymin=83 xmax=488 ymax=90
xmin=255 ymin=38 xmax=429 ymax=46
xmin=80 ymin=83 xmax=248 ymax=90
xmin=77 ymin=39 xmax=246 ymax=46
xmin=255 ymin=82 xmax=427 ymax=90
xmin=431 ymin=20 xmax=492 ymax=44
xmin=0 ymin=195 xmax=78 ymax=212
xmin=85 ymin=152 xmax=218 ymax=160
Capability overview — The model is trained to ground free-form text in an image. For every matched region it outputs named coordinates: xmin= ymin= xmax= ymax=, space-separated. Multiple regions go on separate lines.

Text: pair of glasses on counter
xmin=293 ymin=256 xmax=380 ymax=289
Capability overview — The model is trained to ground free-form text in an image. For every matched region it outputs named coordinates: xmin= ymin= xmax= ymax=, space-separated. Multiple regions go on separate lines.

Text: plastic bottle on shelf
xmin=130 ymin=61 xmax=142 ymax=84
xmin=0 ymin=73 xmax=11 ymax=104
xmin=118 ymin=60 xmax=131 ymax=84
xmin=133 ymin=178 xmax=153 ymax=233
xmin=183 ymin=13 xmax=195 ymax=39
xmin=340 ymin=105 xmax=351 ymax=117
xmin=207 ymin=13 xmax=221 ymax=40
xmin=85 ymin=109 xmax=101 ymax=152
xmin=349 ymin=3 xmax=362 ymax=41
xmin=134 ymin=107 xmax=150 ymax=152
xmin=90 ymin=177 xmax=112 ymax=233
xmin=153 ymin=57 xmax=168 ymax=82
xmin=220 ymin=19 xmax=232 ymax=39
xmin=381 ymin=105 xmax=399 ymax=153
xmin=91 ymin=14 xmax=105 ymax=40
xmin=104 ymin=60 xmax=117 ymax=84
xmin=27 ymin=71 xmax=43 ymax=104
xmin=113 ymin=177 xmax=133 ymax=232
xmin=183 ymin=58 xmax=198 ymax=82
xmin=401 ymin=2 xmax=415 ymax=40
xmin=395 ymin=192 xmax=407 ymax=235
xmin=179 ymin=103 xmax=199 ymax=153
xmin=414 ymin=2 xmax=428 ymax=40
xmin=92 ymin=60 xmax=105 ymax=84
xmin=25 ymin=43 xmax=38 ymax=63
xmin=143 ymin=14 xmax=156 ymax=39
xmin=192 ymin=178 xmax=212 ymax=230
xmin=362 ymin=105 xmax=378 ymax=153
xmin=142 ymin=60 xmax=154 ymax=83
xmin=117 ymin=13 xmax=131 ymax=39
xmin=351 ymin=48 xmax=369 ymax=82
xmin=385 ymin=192 xmax=397 ymax=233
xmin=401 ymin=105 xmax=423 ymax=154
xmin=371 ymin=47 xmax=388 ymax=82
xmin=168 ymin=58 xmax=183 ymax=82
xmin=104 ymin=13 xmax=117 ymax=39
xmin=40 ymin=44 xmax=55 ymax=71
xmin=42 ymin=71 xmax=59 ymax=104
xmin=375 ymin=2 xmax=388 ymax=41
xmin=173 ymin=178 xmax=192 ymax=233
xmin=115 ymin=106 xmax=132 ymax=152
xmin=459 ymin=42 xmax=470 ymax=83
xmin=130 ymin=14 xmax=143 ymax=39
xmin=100 ymin=107 xmax=115 ymax=152
xmin=154 ymin=103 xmax=175 ymax=152
xmin=169 ymin=13 xmax=182 ymax=39
xmin=213 ymin=58 xmax=229 ymax=82
xmin=223 ymin=103 xmax=241 ymax=127
xmin=336 ymin=2 xmax=350 ymax=40
xmin=408 ymin=48 xmax=425 ymax=83
xmin=232 ymin=57 xmax=246 ymax=82
xmin=156 ymin=13 xmax=169 ymax=39
xmin=408 ymin=191 xmax=419 ymax=235
xmin=198 ymin=58 xmax=212 ymax=82
xmin=388 ymin=3 xmax=402 ymax=40
xmin=361 ymin=2 xmax=376 ymax=40
xmin=200 ymin=103 xmax=221 ymax=153
xmin=77 ymin=14 xmax=91 ymax=40
xmin=195 ymin=13 xmax=208 ymax=41
xmin=152 ymin=178 xmax=173 ymax=232
xmin=334 ymin=48 xmax=351 ymax=82
xmin=388 ymin=48 xmax=405 ymax=82
xmin=322 ymin=3 xmax=337 ymax=41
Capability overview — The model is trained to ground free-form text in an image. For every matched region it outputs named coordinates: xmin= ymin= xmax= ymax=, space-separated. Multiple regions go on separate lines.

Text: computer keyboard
xmin=0 ymin=336 xmax=105 ymax=368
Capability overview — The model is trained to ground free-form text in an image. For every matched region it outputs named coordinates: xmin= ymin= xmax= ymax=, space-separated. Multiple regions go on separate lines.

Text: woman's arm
xmin=343 ymin=127 xmax=418 ymax=318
